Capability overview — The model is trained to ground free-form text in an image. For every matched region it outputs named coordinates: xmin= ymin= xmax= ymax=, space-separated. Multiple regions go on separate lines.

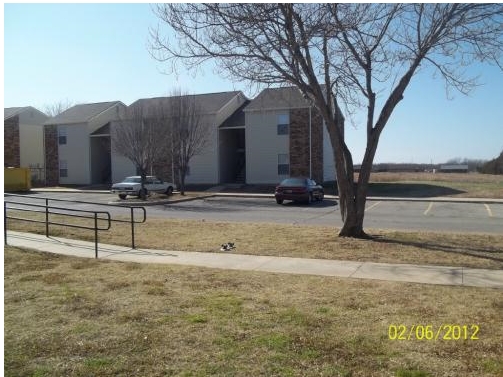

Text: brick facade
xmin=4 ymin=116 xmax=20 ymax=167
xmin=289 ymin=108 xmax=323 ymax=183
xmin=44 ymin=125 xmax=59 ymax=186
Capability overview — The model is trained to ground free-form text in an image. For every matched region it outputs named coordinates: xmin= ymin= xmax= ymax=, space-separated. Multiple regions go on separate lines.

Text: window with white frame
xmin=59 ymin=160 xmax=68 ymax=178
xmin=277 ymin=113 xmax=289 ymax=135
xmin=278 ymin=154 xmax=289 ymax=175
xmin=58 ymin=127 xmax=67 ymax=145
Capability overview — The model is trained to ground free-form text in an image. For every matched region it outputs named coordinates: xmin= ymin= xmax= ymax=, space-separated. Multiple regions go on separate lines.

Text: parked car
xmin=111 ymin=176 xmax=176 ymax=199
xmin=274 ymin=177 xmax=324 ymax=204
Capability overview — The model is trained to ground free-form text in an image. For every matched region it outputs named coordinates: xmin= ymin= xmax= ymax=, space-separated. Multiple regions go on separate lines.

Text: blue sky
xmin=3 ymin=3 xmax=503 ymax=164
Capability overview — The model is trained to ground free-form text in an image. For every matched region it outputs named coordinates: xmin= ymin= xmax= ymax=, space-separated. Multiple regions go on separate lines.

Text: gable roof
xmin=245 ymin=86 xmax=311 ymax=112
xmin=44 ymin=101 xmax=123 ymax=125
xmin=4 ymin=106 xmax=47 ymax=121
xmin=219 ymin=100 xmax=250 ymax=128
xmin=130 ymin=91 xmax=243 ymax=116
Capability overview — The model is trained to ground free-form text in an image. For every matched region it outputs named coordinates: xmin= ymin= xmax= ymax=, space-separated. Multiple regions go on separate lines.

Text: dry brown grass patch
xmin=4 ymin=246 xmax=503 ymax=377
xmin=7 ymin=214 xmax=503 ymax=269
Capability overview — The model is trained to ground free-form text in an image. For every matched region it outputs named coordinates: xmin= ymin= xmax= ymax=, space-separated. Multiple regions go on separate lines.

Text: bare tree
xmin=44 ymin=99 xmax=74 ymax=117
xmin=112 ymin=102 xmax=170 ymax=199
xmin=168 ymin=89 xmax=209 ymax=195
xmin=150 ymin=4 xmax=503 ymax=237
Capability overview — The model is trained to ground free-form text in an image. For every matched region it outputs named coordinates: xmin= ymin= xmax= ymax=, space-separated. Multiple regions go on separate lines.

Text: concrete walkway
xmin=6 ymin=231 xmax=503 ymax=289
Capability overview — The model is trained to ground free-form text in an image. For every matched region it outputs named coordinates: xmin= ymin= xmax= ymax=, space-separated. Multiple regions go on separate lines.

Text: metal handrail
xmin=4 ymin=193 xmax=146 ymax=249
xmin=4 ymin=199 xmax=111 ymax=258
xmin=4 ymin=194 xmax=147 ymax=258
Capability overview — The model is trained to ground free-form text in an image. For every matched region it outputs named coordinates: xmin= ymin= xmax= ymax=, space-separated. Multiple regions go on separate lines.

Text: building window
xmin=278 ymin=154 xmax=289 ymax=175
xmin=277 ymin=114 xmax=289 ymax=135
xmin=58 ymin=127 xmax=67 ymax=145
xmin=59 ymin=160 xmax=68 ymax=178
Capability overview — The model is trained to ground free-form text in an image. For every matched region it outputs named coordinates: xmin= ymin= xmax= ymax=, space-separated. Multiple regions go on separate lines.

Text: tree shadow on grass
xmin=369 ymin=235 xmax=503 ymax=266
xmin=366 ymin=183 xmax=465 ymax=198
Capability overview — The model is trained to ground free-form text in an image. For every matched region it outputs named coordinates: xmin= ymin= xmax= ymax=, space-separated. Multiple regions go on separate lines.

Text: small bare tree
xmin=44 ymin=99 xmax=74 ymax=117
xmin=112 ymin=102 xmax=170 ymax=199
xmin=151 ymin=3 xmax=503 ymax=237
xmin=168 ymin=89 xmax=209 ymax=195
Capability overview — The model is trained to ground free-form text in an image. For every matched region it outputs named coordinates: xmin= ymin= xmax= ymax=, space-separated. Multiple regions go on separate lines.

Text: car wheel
xmin=165 ymin=186 xmax=173 ymax=196
xmin=317 ymin=192 xmax=324 ymax=201
xmin=118 ymin=194 xmax=127 ymax=200
xmin=276 ymin=198 xmax=283 ymax=204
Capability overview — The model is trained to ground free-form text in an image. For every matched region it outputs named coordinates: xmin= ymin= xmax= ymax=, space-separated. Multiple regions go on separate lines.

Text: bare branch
xmin=150 ymin=3 xmax=503 ymax=237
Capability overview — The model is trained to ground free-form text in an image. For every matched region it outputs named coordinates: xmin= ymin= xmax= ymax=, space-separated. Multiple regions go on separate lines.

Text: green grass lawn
xmin=4 ymin=246 xmax=503 ymax=377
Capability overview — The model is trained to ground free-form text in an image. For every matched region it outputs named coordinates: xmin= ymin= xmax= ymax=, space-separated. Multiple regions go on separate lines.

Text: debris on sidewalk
xmin=220 ymin=242 xmax=236 ymax=252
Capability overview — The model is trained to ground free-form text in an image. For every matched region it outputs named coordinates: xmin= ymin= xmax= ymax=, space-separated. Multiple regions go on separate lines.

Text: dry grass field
xmin=4 ymin=246 xmax=503 ymax=377
xmin=6 ymin=215 xmax=503 ymax=269
xmin=5 ymin=173 xmax=502 ymax=376
xmin=364 ymin=172 xmax=503 ymax=198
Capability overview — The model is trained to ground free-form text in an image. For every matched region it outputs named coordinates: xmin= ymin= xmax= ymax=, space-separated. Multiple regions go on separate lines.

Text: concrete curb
xmin=27 ymin=188 xmax=503 ymax=204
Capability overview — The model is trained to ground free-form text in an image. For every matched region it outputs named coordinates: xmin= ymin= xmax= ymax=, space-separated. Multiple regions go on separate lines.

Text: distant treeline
xmin=478 ymin=151 xmax=503 ymax=175
xmin=354 ymin=153 xmax=502 ymax=174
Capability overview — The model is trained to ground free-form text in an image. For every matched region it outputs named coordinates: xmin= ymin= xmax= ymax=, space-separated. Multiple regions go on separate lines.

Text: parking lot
xmin=6 ymin=192 xmax=503 ymax=234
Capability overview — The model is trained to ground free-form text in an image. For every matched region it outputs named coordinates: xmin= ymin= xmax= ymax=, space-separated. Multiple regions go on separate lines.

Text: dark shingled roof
xmin=244 ymin=87 xmax=311 ymax=111
xmin=44 ymin=101 xmax=122 ymax=125
xmin=4 ymin=106 xmax=47 ymax=120
xmin=130 ymin=91 xmax=243 ymax=116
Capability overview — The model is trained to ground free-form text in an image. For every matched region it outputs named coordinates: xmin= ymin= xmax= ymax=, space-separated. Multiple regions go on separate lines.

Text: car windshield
xmin=123 ymin=177 xmax=141 ymax=183
xmin=280 ymin=178 xmax=306 ymax=186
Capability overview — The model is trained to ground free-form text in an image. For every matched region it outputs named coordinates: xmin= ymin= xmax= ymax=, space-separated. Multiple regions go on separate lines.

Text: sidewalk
xmin=6 ymin=231 xmax=503 ymax=289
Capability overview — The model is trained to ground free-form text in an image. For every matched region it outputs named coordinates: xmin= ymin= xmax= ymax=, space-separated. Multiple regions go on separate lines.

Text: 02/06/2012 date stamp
xmin=388 ymin=324 xmax=479 ymax=341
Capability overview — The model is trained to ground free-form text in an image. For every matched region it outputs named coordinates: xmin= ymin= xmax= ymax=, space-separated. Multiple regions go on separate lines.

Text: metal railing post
xmin=45 ymin=198 xmax=49 ymax=237
xmin=4 ymin=201 xmax=7 ymax=245
xmin=131 ymin=207 xmax=136 ymax=249
xmin=94 ymin=212 xmax=98 ymax=259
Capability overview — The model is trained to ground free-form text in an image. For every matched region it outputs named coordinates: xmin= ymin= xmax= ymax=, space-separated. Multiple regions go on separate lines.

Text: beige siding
xmin=185 ymin=114 xmax=219 ymax=184
xmin=185 ymin=93 xmax=247 ymax=184
xmin=111 ymin=150 xmax=136 ymax=183
xmin=245 ymin=110 xmax=289 ymax=184
xmin=17 ymin=108 xmax=47 ymax=171
xmin=19 ymin=124 xmax=44 ymax=169
xmin=58 ymin=123 xmax=90 ymax=185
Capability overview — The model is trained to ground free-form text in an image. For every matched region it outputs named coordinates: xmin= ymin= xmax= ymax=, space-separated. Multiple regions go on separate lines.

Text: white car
xmin=111 ymin=176 xmax=176 ymax=199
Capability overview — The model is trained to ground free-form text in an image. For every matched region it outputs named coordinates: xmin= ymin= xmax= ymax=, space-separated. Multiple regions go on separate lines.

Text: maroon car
xmin=274 ymin=177 xmax=324 ymax=204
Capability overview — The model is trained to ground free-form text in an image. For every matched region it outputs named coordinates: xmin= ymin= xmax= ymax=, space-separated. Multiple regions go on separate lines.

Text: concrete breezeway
xmin=6 ymin=231 xmax=503 ymax=289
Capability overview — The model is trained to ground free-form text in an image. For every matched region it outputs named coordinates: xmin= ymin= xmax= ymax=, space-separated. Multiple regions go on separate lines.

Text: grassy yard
xmin=364 ymin=172 xmax=503 ymax=199
xmin=4 ymin=246 xmax=503 ymax=377
xmin=5 ymin=175 xmax=503 ymax=376
xmin=6 ymin=214 xmax=503 ymax=269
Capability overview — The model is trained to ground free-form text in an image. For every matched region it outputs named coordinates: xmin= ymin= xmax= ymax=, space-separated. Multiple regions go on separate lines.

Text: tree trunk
xmin=336 ymin=167 xmax=369 ymax=238
xmin=140 ymin=170 xmax=147 ymax=200
xmin=178 ymin=168 xmax=185 ymax=196
xmin=321 ymin=102 xmax=374 ymax=238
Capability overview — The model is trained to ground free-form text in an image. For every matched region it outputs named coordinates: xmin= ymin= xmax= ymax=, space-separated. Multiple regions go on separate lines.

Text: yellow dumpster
xmin=4 ymin=167 xmax=31 ymax=192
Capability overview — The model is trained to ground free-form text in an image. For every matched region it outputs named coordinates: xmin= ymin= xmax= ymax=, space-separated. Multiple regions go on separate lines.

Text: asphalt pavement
xmin=5 ymin=190 xmax=503 ymax=233
xmin=6 ymin=230 xmax=503 ymax=288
